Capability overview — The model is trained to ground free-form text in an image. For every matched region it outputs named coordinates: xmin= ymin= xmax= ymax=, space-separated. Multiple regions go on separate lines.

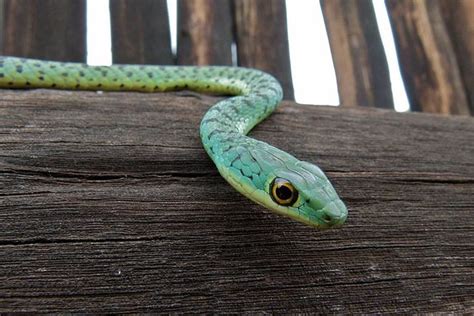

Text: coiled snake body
xmin=0 ymin=57 xmax=347 ymax=229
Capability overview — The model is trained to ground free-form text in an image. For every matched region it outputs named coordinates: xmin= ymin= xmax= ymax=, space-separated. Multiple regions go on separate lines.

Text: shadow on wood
xmin=0 ymin=90 xmax=473 ymax=313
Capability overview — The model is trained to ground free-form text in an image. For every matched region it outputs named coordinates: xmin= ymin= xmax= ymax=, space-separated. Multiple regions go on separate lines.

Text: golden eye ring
xmin=270 ymin=178 xmax=298 ymax=206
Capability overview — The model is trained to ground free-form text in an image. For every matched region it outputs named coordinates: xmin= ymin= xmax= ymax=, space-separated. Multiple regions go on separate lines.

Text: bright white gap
xmin=86 ymin=0 xmax=409 ymax=111
xmin=372 ymin=0 xmax=410 ymax=112
xmin=86 ymin=0 xmax=112 ymax=66
xmin=286 ymin=0 xmax=339 ymax=106
xmin=167 ymin=0 xmax=178 ymax=55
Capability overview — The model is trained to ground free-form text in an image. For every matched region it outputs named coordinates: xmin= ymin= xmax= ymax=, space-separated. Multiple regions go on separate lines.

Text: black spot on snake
xmin=203 ymin=117 xmax=220 ymax=124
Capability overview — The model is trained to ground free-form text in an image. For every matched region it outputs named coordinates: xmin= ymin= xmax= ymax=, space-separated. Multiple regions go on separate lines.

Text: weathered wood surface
xmin=177 ymin=0 xmax=233 ymax=65
xmin=0 ymin=90 xmax=473 ymax=313
xmin=0 ymin=1 xmax=4 ymax=50
xmin=110 ymin=0 xmax=173 ymax=65
xmin=1 ymin=0 xmax=86 ymax=62
xmin=386 ymin=0 xmax=470 ymax=115
xmin=234 ymin=0 xmax=294 ymax=100
xmin=320 ymin=0 xmax=394 ymax=109
xmin=440 ymin=0 xmax=474 ymax=114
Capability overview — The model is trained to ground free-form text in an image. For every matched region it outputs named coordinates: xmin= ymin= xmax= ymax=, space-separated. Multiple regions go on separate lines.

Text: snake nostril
xmin=321 ymin=212 xmax=332 ymax=223
xmin=320 ymin=200 xmax=347 ymax=226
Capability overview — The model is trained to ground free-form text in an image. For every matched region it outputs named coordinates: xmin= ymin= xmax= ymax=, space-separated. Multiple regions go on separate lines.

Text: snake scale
xmin=0 ymin=56 xmax=347 ymax=229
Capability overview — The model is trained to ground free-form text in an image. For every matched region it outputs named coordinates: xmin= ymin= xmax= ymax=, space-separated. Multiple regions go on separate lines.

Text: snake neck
xmin=201 ymin=122 xmax=293 ymax=195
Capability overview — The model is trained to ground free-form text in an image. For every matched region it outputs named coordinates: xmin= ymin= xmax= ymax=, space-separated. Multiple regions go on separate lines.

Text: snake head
xmin=263 ymin=160 xmax=348 ymax=229
xmin=218 ymin=141 xmax=347 ymax=230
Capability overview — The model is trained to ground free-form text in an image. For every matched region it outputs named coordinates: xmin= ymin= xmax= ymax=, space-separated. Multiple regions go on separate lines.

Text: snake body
xmin=0 ymin=56 xmax=347 ymax=229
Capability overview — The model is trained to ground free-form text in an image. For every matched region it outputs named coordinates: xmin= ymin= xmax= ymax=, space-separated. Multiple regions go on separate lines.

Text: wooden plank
xmin=110 ymin=0 xmax=173 ymax=65
xmin=1 ymin=0 xmax=86 ymax=62
xmin=0 ymin=0 xmax=4 ymax=50
xmin=439 ymin=0 xmax=474 ymax=115
xmin=234 ymin=0 xmax=294 ymax=99
xmin=177 ymin=0 xmax=233 ymax=65
xmin=321 ymin=0 xmax=394 ymax=109
xmin=385 ymin=0 xmax=469 ymax=115
xmin=0 ymin=90 xmax=473 ymax=313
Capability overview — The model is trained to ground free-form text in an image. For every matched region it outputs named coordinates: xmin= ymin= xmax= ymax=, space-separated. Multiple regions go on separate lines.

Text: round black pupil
xmin=276 ymin=185 xmax=292 ymax=200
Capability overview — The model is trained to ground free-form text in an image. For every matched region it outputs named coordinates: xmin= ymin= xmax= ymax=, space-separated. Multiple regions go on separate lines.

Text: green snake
xmin=0 ymin=56 xmax=347 ymax=229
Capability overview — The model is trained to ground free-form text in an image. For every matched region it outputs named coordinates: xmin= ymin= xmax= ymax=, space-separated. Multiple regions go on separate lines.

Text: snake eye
xmin=270 ymin=178 xmax=299 ymax=206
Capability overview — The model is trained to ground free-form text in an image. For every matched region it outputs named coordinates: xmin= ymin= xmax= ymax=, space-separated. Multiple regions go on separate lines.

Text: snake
xmin=0 ymin=56 xmax=347 ymax=229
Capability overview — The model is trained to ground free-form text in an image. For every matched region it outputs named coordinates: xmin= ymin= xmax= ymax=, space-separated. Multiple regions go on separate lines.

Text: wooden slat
xmin=321 ymin=0 xmax=394 ymax=109
xmin=0 ymin=1 xmax=4 ymax=50
xmin=385 ymin=0 xmax=470 ymax=115
xmin=177 ymin=0 xmax=233 ymax=65
xmin=110 ymin=0 xmax=173 ymax=65
xmin=0 ymin=90 xmax=473 ymax=313
xmin=439 ymin=0 xmax=474 ymax=115
xmin=234 ymin=0 xmax=294 ymax=100
xmin=1 ymin=0 xmax=86 ymax=62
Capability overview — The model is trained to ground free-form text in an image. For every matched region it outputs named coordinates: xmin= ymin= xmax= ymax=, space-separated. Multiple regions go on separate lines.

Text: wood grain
xmin=233 ymin=0 xmax=294 ymax=99
xmin=321 ymin=0 xmax=394 ymax=109
xmin=1 ymin=0 xmax=86 ymax=62
xmin=386 ymin=0 xmax=469 ymax=115
xmin=439 ymin=0 xmax=474 ymax=115
xmin=177 ymin=0 xmax=233 ymax=65
xmin=110 ymin=0 xmax=173 ymax=65
xmin=0 ymin=90 xmax=473 ymax=313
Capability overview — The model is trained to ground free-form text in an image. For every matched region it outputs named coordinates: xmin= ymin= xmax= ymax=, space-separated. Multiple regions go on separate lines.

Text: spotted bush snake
xmin=0 ymin=56 xmax=347 ymax=229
